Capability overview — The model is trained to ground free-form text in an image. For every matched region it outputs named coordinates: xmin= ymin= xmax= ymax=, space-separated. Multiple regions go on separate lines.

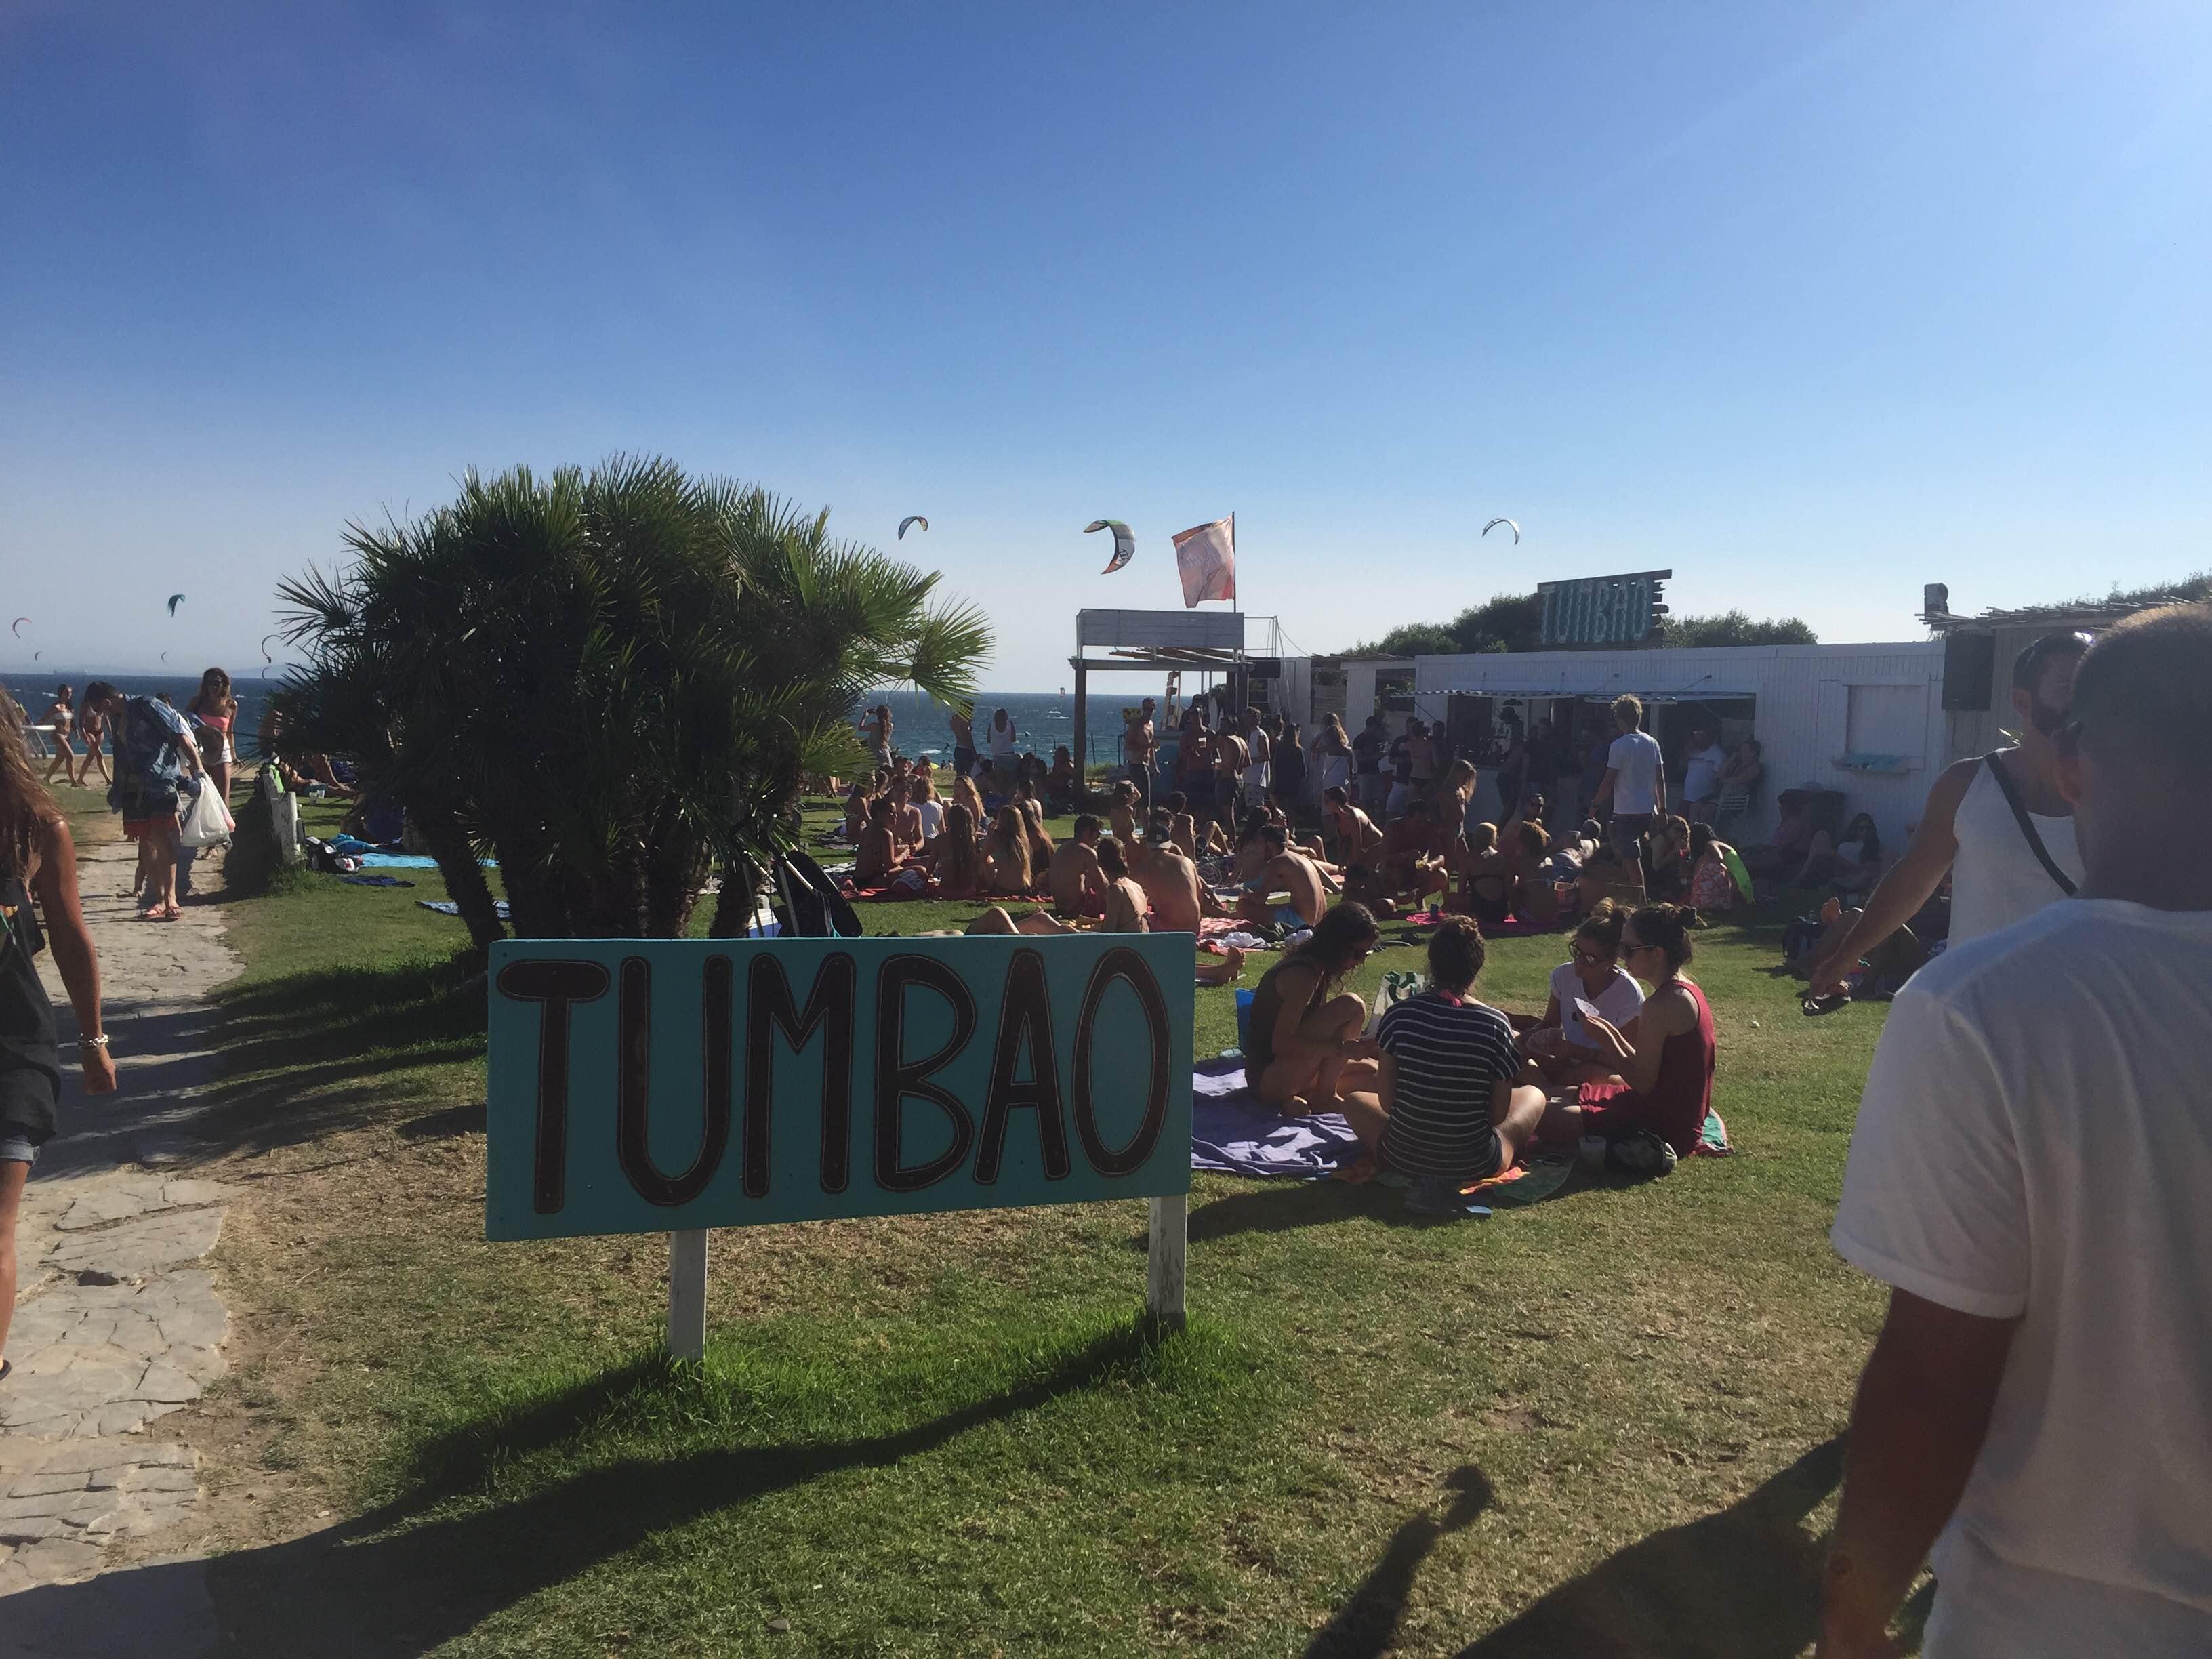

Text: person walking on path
xmin=184 ymin=666 xmax=239 ymax=808
xmin=1809 ymin=631 xmax=2087 ymax=994
xmin=1 ymin=703 xmax=118 ymax=1385
xmin=82 ymin=682 xmax=201 ymax=922
xmin=37 ymin=687 xmax=79 ymax=788
xmin=1818 ymin=605 xmax=2212 ymax=1658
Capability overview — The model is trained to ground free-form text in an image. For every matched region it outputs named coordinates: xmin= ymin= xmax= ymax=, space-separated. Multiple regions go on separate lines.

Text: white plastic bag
xmin=179 ymin=780 xmax=234 ymax=850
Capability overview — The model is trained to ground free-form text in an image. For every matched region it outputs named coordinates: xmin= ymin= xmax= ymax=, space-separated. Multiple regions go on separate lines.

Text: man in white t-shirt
xmin=1593 ymin=694 xmax=1665 ymax=863
xmin=1820 ymin=603 xmax=2212 ymax=1658
xmin=1680 ymin=726 xmax=1729 ymax=823
xmin=1240 ymin=707 xmax=1271 ymax=808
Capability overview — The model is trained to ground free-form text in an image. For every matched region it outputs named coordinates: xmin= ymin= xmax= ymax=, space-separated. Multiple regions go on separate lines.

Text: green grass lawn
xmin=184 ymin=796 xmax=1900 ymax=1656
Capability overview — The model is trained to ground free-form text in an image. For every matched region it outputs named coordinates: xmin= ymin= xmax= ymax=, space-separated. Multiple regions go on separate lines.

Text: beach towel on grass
xmin=1189 ymin=1059 xmax=1363 ymax=1178
xmin=419 ymin=899 xmax=511 ymax=920
xmin=1397 ymin=909 xmax=1570 ymax=937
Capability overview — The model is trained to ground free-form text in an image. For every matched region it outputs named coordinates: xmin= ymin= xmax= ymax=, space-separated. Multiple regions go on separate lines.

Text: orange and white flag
xmin=1172 ymin=514 xmax=1235 ymax=607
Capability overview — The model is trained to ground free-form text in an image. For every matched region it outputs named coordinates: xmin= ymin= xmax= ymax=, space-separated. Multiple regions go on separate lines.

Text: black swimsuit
xmin=0 ymin=874 xmax=60 ymax=1155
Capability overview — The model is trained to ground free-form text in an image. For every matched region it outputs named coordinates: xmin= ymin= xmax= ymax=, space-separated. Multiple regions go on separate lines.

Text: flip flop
xmin=0 ymin=1357 xmax=12 ymax=1385
xmin=1801 ymin=991 xmax=1851 ymax=1017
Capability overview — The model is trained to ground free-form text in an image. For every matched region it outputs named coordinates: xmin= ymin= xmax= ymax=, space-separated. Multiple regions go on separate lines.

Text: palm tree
xmin=272 ymin=457 xmax=990 ymax=942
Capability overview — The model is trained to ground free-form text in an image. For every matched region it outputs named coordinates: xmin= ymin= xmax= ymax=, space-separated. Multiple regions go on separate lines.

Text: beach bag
xmin=1363 ymin=970 xmax=1429 ymax=1038
xmin=179 ymin=780 xmax=234 ymax=850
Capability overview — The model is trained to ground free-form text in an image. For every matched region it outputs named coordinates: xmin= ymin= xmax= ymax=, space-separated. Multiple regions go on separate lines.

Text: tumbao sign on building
xmin=1538 ymin=569 xmax=1673 ymax=648
xmin=485 ymin=935 xmax=1196 ymax=1351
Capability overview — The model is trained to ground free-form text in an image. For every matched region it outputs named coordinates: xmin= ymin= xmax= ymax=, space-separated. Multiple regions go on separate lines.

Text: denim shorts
xmin=0 ymin=1134 xmax=37 ymax=1167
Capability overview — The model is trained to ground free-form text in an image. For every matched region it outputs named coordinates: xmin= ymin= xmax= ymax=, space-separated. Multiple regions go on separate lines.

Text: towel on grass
xmin=1189 ymin=1059 xmax=1363 ymax=1178
xmin=341 ymin=874 xmax=415 ymax=888
xmin=419 ymin=899 xmax=512 ymax=920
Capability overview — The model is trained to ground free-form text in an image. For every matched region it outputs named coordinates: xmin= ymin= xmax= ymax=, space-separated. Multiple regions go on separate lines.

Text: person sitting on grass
xmin=1244 ymin=901 xmax=1382 ymax=1111
xmin=1094 ymin=836 xmax=1148 ymax=933
xmin=1048 ymin=815 xmax=1108 ymax=918
xmin=1742 ymin=789 xmax=1816 ymax=878
xmin=1453 ymin=821 xmax=1517 ymax=928
xmin=886 ymin=778 xmax=925 ymax=856
xmin=1513 ymin=821 xmax=1563 ymax=924
xmin=1164 ymin=790 xmax=1219 ymax=861
xmin=1372 ymin=807 xmax=1449 ymax=914
xmin=1322 ymin=782 xmax=1385 ymax=880
xmin=1689 ymin=822 xmax=1747 ymax=913
xmin=1017 ymin=797 xmax=1056 ymax=875
xmin=1108 ymin=779 xmax=1142 ymax=844
xmin=1540 ymin=902 xmax=1715 ymax=1165
xmin=1132 ymin=825 xmax=1221 ymax=934
xmin=1047 ymin=745 xmax=1078 ymax=815
xmin=1795 ymin=811 xmax=1883 ymax=894
xmin=981 ymin=806 xmax=1033 ymax=896
xmin=855 ymin=796 xmax=907 ymax=888
xmin=1645 ymin=813 xmax=1694 ymax=901
xmin=1340 ymin=914 xmax=1548 ymax=1213
xmin=1235 ymin=825 xmax=1331 ymax=930
xmin=1521 ymin=899 xmax=1647 ymax=1082
xmin=932 ymin=803 xmax=985 ymax=900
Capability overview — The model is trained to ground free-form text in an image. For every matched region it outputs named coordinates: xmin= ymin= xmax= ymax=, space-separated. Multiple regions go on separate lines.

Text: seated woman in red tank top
xmin=1537 ymin=902 xmax=1715 ymax=1159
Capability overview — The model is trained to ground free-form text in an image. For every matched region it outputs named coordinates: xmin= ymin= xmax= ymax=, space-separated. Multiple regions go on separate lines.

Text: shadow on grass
xmin=1306 ymin=1466 xmax=1494 ymax=1658
xmin=5 ymin=1317 xmax=1203 ymax=1657
xmin=189 ymin=948 xmax=490 ymax=1159
xmin=1174 ymin=1168 xmax=1589 ymax=1245
xmin=1450 ymin=1436 xmax=1881 ymax=1658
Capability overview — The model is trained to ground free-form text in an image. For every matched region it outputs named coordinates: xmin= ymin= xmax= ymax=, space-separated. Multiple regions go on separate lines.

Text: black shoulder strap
xmin=1980 ymin=752 xmax=2076 ymax=897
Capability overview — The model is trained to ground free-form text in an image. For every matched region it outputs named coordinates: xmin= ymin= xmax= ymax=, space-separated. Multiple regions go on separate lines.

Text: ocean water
xmin=7 ymin=671 xmax=275 ymax=756
xmin=864 ymin=686 xmax=1191 ymax=768
xmin=7 ymin=675 xmax=1181 ymax=771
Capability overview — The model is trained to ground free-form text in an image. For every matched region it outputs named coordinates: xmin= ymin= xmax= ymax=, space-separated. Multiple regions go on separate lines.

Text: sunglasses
xmin=1568 ymin=944 xmax=1610 ymax=965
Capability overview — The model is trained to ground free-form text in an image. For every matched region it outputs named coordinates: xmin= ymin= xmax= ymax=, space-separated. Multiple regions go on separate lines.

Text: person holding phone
xmin=2 ymin=705 xmax=118 ymax=1383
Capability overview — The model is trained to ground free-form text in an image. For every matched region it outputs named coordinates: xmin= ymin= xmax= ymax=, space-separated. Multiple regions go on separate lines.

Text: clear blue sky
xmin=5 ymin=1 xmax=2207 ymax=685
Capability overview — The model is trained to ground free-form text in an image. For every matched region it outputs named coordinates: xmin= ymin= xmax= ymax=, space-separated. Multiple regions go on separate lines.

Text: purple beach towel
xmin=1190 ymin=1057 xmax=1365 ymax=1179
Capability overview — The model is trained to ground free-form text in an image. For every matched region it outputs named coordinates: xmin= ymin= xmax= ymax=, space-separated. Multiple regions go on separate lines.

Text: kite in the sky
xmin=1481 ymin=518 xmax=1521 ymax=544
xmin=160 ymin=651 xmax=171 ymax=663
xmin=1086 ymin=519 xmax=1135 ymax=575
xmin=9 ymin=617 xmax=27 ymax=638
xmin=261 ymin=633 xmax=281 ymax=663
xmin=897 ymin=516 xmax=928 ymax=540
xmin=166 ymin=593 xmax=186 ymax=616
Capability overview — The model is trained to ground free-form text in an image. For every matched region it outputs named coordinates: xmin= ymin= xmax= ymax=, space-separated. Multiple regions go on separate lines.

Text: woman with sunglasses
xmin=1540 ymin=902 xmax=1715 ymax=1160
xmin=1245 ymin=901 xmax=1382 ymax=1111
xmin=1523 ymin=899 xmax=1647 ymax=1082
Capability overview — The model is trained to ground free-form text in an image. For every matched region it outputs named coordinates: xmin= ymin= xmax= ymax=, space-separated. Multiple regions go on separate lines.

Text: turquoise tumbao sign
xmin=485 ymin=934 xmax=1195 ymax=1242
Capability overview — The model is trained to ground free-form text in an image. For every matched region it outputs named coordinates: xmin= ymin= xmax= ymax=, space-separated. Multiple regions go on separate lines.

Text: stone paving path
xmin=1 ymin=833 xmax=239 ymax=1647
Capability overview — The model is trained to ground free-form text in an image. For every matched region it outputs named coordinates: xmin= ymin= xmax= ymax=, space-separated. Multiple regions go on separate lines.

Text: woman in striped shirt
xmin=1342 ymin=915 xmax=1547 ymax=1203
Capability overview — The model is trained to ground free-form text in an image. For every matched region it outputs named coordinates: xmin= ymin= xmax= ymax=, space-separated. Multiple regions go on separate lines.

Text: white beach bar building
xmin=1406 ymin=642 xmax=1948 ymax=846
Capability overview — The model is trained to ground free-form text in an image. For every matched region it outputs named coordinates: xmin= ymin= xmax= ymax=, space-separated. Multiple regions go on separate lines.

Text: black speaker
xmin=1942 ymin=632 xmax=1996 ymax=711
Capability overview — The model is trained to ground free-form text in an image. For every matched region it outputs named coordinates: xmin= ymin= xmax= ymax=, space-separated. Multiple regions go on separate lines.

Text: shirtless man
xmin=1237 ymin=827 xmax=1330 ymax=930
xmin=1132 ymin=830 xmax=1215 ymax=934
xmin=1404 ymin=717 xmax=1436 ymax=806
xmin=1107 ymin=780 xmax=1141 ymax=844
xmin=1375 ymin=810 xmax=1449 ymax=907
xmin=854 ymin=797 xmax=905 ymax=887
xmin=1212 ymin=726 xmax=1248 ymax=832
xmin=1123 ymin=697 xmax=1157 ymax=810
xmin=1095 ymin=836 xmax=1149 ymax=932
xmin=886 ymin=779 xmax=924 ymax=855
xmin=1048 ymin=815 xmax=1109 ymax=917
xmin=1322 ymin=785 xmax=1384 ymax=872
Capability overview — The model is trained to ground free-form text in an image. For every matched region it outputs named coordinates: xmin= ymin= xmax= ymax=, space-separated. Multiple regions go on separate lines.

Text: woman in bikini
xmin=73 ymin=695 xmax=108 ymax=787
xmin=184 ymin=668 xmax=239 ymax=806
xmin=1016 ymin=797 xmax=1056 ymax=875
xmin=39 ymin=688 xmax=77 ymax=787
xmin=933 ymin=804 xmax=986 ymax=900
xmin=981 ymin=806 xmax=1033 ymax=896
xmin=1244 ymin=901 xmax=1382 ymax=1111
